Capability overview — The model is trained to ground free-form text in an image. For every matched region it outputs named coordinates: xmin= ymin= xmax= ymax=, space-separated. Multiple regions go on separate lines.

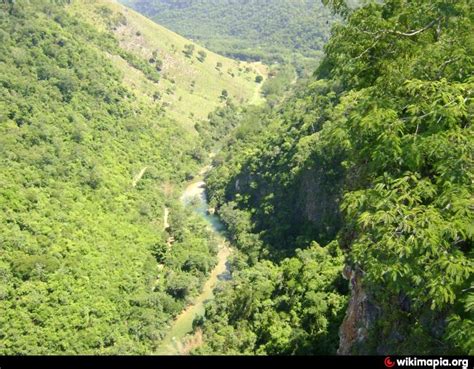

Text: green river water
xmin=156 ymin=174 xmax=231 ymax=355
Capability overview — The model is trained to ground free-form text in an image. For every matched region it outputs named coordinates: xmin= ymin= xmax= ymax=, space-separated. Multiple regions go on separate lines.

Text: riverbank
xmin=156 ymin=169 xmax=232 ymax=355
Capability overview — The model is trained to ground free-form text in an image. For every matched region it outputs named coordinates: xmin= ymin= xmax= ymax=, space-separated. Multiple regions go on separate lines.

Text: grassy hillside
xmin=68 ymin=0 xmax=267 ymax=129
xmin=0 ymin=0 xmax=263 ymax=354
xmin=119 ymin=0 xmax=337 ymax=68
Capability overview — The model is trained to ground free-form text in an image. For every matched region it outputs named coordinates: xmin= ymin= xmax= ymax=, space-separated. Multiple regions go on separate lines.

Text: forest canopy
xmin=0 ymin=0 xmax=472 ymax=357
xmin=202 ymin=0 xmax=473 ymax=355
xmin=0 ymin=0 xmax=219 ymax=354
xmin=120 ymin=0 xmax=338 ymax=66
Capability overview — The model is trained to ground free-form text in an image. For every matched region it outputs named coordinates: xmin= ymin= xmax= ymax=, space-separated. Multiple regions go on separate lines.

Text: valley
xmin=0 ymin=0 xmax=472 ymax=358
xmin=157 ymin=171 xmax=231 ymax=355
xmin=0 ymin=0 xmax=262 ymax=354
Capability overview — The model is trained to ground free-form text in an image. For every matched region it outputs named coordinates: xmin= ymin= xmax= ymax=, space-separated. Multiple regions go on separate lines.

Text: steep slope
xmin=0 ymin=0 xmax=263 ymax=354
xmin=200 ymin=0 xmax=473 ymax=355
xmin=68 ymin=0 xmax=267 ymax=129
xmin=119 ymin=0 xmax=337 ymax=66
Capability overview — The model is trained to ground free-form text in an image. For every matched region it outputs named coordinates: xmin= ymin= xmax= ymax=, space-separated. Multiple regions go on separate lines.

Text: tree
xmin=152 ymin=91 xmax=161 ymax=101
xmin=220 ymin=89 xmax=229 ymax=101
xmin=201 ymin=0 xmax=473 ymax=355
xmin=196 ymin=242 xmax=347 ymax=354
xmin=197 ymin=50 xmax=207 ymax=62
xmin=183 ymin=44 xmax=195 ymax=58
xmin=0 ymin=1 xmax=220 ymax=354
xmin=155 ymin=59 xmax=163 ymax=72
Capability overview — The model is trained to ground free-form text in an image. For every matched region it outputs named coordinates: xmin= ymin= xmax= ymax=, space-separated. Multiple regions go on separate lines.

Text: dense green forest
xmin=0 ymin=0 xmax=472 ymax=358
xmin=0 ymin=0 xmax=250 ymax=354
xmin=198 ymin=0 xmax=473 ymax=355
xmin=119 ymin=0 xmax=338 ymax=68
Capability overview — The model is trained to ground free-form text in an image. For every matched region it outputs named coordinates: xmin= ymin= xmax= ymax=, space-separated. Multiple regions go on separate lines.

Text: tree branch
xmin=388 ymin=17 xmax=441 ymax=37
xmin=354 ymin=36 xmax=382 ymax=60
xmin=436 ymin=57 xmax=461 ymax=79
xmin=355 ymin=17 xmax=442 ymax=39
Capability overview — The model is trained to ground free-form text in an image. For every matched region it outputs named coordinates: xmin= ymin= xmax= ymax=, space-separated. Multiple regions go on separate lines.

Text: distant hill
xmin=70 ymin=0 xmax=267 ymax=129
xmin=119 ymin=0 xmax=337 ymax=65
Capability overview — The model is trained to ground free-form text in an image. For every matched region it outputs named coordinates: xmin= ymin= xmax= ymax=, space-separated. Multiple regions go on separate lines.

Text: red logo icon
xmin=384 ymin=357 xmax=396 ymax=368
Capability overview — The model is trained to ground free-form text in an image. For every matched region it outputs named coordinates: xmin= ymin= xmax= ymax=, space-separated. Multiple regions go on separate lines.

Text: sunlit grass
xmin=69 ymin=0 xmax=268 ymax=131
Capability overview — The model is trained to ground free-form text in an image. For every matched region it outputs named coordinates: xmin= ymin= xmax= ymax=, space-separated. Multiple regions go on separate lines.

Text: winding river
xmin=156 ymin=167 xmax=231 ymax=355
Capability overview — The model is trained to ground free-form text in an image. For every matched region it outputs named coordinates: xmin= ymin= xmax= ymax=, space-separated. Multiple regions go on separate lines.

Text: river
xmin=156 ymin=168 xmax=231 ymax=355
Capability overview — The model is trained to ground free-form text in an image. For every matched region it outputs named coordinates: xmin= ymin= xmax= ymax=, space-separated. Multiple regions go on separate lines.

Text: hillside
xmin=1 ymin=0 xmax=472 ymax=359
xmin=198 ymin=0 xmax=474 ymax=355
xmin=0 ymin=0 xmax=263 ymax=354
xmin=119 ymin=0 xmax=337 ymax=67
xmin=68 ymin=0 xmax=267 ymax=129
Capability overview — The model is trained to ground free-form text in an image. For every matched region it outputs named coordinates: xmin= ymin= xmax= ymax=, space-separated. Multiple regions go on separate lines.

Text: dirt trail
xmin=132 ymin=167 xmax=148 ymax=187
xmin=156 ymin=169 xmax=231 ymax=355
xmin=156 ymin=239 xmax=230 ymax=354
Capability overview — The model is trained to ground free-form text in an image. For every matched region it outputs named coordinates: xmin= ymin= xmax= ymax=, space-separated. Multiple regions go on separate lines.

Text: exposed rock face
xmin=338 ymin=266 xmax=450 ymax=355
xmin=296 ymin=167 xmax=342 ymax=238
xmin=338 ymin=266 xmax=380 ymax=355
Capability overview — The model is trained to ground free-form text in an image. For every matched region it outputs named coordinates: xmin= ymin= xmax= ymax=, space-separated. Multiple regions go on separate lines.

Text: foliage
xmin=0 ymin=0 xmax=221 ymax=354
xmin=197 ymin=50 xmax=207 ymax=63
xmin=183 ymin=44 xmax=195 ymax=58
xmin=194 ymin=242 xmax=347 ymax=355
xmin=2 ymin=0 xmax=472 ymax=357
xmin=120 ymin=0 xmax=337 ymax=68
xmin=68 ymin=0 xmax=267 ymax=129
xmin=204 ymin=0 xmax=473 ymax=355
